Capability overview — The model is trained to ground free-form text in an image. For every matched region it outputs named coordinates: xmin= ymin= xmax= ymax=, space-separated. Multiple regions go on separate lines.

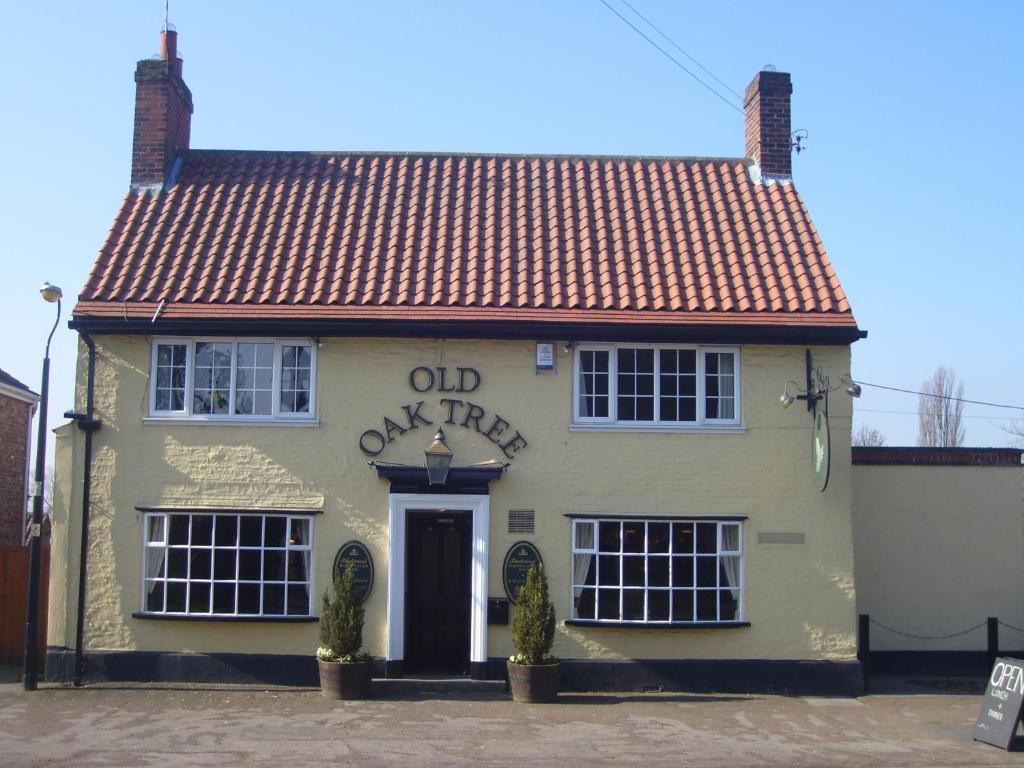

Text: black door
xmin=405 ymin=510 xmax=472 ymax=674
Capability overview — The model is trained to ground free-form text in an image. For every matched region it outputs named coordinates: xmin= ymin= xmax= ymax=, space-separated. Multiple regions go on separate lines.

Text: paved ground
xmin=1 ymin=670 xmax=1022 ymax=767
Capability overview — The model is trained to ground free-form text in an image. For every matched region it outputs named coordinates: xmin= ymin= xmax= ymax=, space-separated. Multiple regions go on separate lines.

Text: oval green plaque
xmin=813 ymin=409 xmax=830 ymax=492
xmin=503 ymin=541 xmax=543 ymax=603
xmin=333 ymin=540 xmax=374 ymax=604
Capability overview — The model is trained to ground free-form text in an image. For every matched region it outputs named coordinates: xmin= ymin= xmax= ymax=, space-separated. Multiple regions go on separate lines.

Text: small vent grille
xmin=508 ymin=510 xmax=535 ymax=534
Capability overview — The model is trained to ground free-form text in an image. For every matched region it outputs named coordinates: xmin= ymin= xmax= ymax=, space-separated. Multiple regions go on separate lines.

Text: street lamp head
xmin=40 ymin=282 xmax=63 ymax=303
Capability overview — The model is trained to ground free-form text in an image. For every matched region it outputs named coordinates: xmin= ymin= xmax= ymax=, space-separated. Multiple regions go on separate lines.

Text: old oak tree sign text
xmin=358 ymin=366 xmax=529 ymax=460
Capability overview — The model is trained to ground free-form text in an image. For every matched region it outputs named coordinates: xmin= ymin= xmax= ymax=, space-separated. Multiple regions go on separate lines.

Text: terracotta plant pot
xmin=507 ymin=660 xmax=560 ymax=703
xmin=318 ymin=659 xmax=373 ymax=700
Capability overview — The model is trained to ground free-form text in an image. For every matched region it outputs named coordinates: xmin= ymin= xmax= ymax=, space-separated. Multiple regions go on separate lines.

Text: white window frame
xmin=148 ymin=338 xmax=317 ymax=422
xmin=572 ymin=343 xmax=741 ymax=428
xmin=140 ymin=511 xmax=315 ymax=618
xmin=569 ymin=517 xmax=743 ymax=625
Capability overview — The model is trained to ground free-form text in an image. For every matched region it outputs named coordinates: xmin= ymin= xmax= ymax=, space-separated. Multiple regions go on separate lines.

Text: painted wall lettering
xmin=357 ymin=367 xmax=528 ymax=459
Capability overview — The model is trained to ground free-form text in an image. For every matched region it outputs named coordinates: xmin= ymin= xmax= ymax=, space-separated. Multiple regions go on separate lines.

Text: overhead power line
xmin=854 ymin=407 xmax=1022 ymax=423
xmin=855 ymin=380 xmax=1024 ymax=412
xmin=617 ymin=0 xmax=743 ymax=100
xmin=597 ymin=0 xmax=743 ymax=115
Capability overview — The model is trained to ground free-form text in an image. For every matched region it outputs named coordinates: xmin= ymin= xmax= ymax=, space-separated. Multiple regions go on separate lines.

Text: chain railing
xmin=868 ymin=617 xmax=987 ymax=641
xmin=858 ymin=614 xmax=1023 ymax=690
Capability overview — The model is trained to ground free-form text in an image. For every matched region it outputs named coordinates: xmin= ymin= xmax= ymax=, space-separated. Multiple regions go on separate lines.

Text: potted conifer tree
xmin=507 ymin=563 xmax=559 ymax=703
xmin=316 ymin=563 xmax=372 ymax=699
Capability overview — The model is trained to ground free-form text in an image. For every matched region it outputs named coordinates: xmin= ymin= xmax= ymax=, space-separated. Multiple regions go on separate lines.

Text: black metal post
xmin=23 ymin=298 xmax=61 ymax=690
xmin=857 ymin=614 xmax=871 ymax=691
xmin=987 ymin=617 xmax=999 ymax=673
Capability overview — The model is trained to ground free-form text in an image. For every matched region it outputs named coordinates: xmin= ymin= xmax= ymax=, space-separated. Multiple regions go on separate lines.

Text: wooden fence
xmin=0 ymin=544 xmax=49 ymax=667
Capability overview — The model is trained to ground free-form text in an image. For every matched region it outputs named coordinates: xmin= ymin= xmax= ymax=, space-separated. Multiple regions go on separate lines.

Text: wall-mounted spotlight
xmin=841 ymin=374 xmax=862 ymax=398
xmin=780 ymin=383 xmax=797 ymax=409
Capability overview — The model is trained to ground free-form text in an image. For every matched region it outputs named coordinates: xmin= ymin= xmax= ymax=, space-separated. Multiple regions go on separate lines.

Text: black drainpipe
xmin=69 ymin=332 xmax=100 ymax=686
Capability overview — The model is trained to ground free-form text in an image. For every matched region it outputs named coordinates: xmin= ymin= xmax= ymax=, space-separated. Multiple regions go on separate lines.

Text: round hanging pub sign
xmin=503 ymin=541 xmax=543 ymax=603
xmin=333 ymin=540 xmax=374 ymax=604
xmin=813 ymin=409 xmax=830 ymax=492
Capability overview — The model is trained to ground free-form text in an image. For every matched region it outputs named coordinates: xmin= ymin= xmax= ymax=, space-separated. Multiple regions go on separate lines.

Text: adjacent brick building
xmin=0 ymin=368 xmax=39 ymax=546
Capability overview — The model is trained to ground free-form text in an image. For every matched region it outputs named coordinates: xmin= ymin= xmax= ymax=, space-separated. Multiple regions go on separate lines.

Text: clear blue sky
xmin=2 ymin=0 xmax=1022 ymax=453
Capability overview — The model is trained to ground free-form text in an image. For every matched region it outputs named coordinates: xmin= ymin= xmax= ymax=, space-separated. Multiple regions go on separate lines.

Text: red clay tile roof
xmin=75 ymin=150 xmax=860 ymax=334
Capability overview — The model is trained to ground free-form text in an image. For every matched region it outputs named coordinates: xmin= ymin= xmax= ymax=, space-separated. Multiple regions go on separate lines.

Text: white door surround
xmin=386 ymin=493 xmax=490 ymax=676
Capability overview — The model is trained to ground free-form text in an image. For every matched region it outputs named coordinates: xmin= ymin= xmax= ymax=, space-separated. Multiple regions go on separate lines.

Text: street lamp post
xmin=23 ymin=281 xmax=62 ymax=691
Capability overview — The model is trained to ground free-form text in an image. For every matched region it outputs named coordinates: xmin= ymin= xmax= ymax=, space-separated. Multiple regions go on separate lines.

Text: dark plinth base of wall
xmin=49 ymin=647 xmax=862 ymax=695
xmin=868 ymin=651 xmax=1024 ymax=678
xmin=46 ymin=647 xmax=393 ymax=686
xmin=556 ymin=658 xmax=864 ymax=697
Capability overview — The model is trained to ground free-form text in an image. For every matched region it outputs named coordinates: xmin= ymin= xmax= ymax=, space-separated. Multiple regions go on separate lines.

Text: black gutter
xmin=71 ymin=332 xmax=101 ymax=686
xmin=69 ymin=316 xmax=867 ymax=345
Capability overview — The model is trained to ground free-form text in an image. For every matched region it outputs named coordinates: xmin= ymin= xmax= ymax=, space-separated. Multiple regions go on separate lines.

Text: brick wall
xmin=744 ymin=71 xmax=793 ymax=178
xmin=130 ymin=34 xmax=193 ymax=187
xmin=0 ymin=395 xmax=34 ymax=547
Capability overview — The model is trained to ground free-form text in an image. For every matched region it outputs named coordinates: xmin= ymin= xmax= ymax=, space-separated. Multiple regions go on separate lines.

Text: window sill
xmin=133 ymin=612 xmax=319 ymax=623
xmin=565 ymin=619 xmax=750 ymax=629
xmin=569 ymin=423 xmax=746 ymax=434
xmin=143 ymin=417 xmax=320 ymax=428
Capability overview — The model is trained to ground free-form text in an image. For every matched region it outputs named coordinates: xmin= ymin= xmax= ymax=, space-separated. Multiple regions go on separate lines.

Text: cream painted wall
xmin=852 ymin=464 xmax=1024 ymax=652
xmin=49 ymin=334 xmax=858 ymax=662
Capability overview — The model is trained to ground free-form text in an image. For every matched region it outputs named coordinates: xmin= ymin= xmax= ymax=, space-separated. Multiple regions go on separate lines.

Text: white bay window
xmin=150 ymin=339 xmax=315 ymax=420
xmin=141 ymin=511 xmax=314 ymax=618
xmin=574 ymin=344 xmax=739 ymax=427
xmin=570 ymin=518 xmax=743 ymax=625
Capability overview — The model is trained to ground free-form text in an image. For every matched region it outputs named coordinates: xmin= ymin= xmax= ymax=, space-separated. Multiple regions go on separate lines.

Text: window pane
xmin=598 ymin=555 xmax=620 ymax=586
xmin=672 ymin=523 xmax=694 ymax=553
xmin=264 ymin=517 xmax=287 ymax=547
xmin=213 ymin=583 xmax=236 ymax=614
xmin=623 ymin=590 xmax=644 ymax=620
xmin=235 ymin=342 xmax=274 ymax=416
xmin=579 ymin=350 xmax=611 ymax=418
xmin=189 ymin=582 xmax=211 ymax=613
xmin=167 ymin=582 xmax=187 ymax=612
xmin=263 ymin=551 xmax=286 ymax=581
xmin=623 ymin=556 xmax=645 ymax=586
xmin=648 ymin=590 xmax=670 ymax=621
xmin=280 ymin=345 xmax=312 ymax=414
xmin=574 ymin=521 xmax=596 ymax=550
xmin=147 ymin=516 xmax=166 ymax=544
xmin=648 ymin=523 xmax=669 ymax=552
xmin=239 ymin=550 xmax=262 ymax=579
xmin=263 ymin=584 xmax=285 ymax=615
xmin=672 ymin=556 xmax=694 ymax=587
xmin=719 ymin=589 xmax=739 ymax=621
xmin=697 ymin=590 xmax=718 ymax=621
xmin=193 ymin=341 xmax=232 ymax=415
xmin=574 ymin=587 xmax=596 ymax=620
xmin=167 ymin=549 xmax=188 ymax=579
xmin=238 ymin=583 xmax=260 ymax=614
xmin=696 ymin=556 xmax=717 ymax=586
xmin=145 ymin=581 xmax=165 ymax=612
xmin=704 ymin=351 xmax=737 ymax=422
xmin=696 ymin=523 xmax=717 ymax=554
xmin=154 ymin=344 xmax=187 ymax=412
xmin=672 ymin=590 xmax=694 ymax=622
xmin=597 ymin=589 xmax=620 ymax=620
xmin=191 ymin=549 xmax=212 ymax=580
xmin=215 ymin=515 xmax=238 ymax=546
xmin=191 ymin=515 xmax=213 ymax=546
xmin=240 ymin=517 xmax=262 ymax=547
xmin=622 ymin=523 xmax=644 ymax=553
xmin=648 ymin=555 xmax=669 ymax=586
xmin=287 ymin=584 xmax=310 ymax=615
xmin=598 ymin=522 xmax=621 ymax=552
xmin=214 ymin=549 xmax=237 ymax=580
xmin=617 ymin=348 xmax=654 ymax=422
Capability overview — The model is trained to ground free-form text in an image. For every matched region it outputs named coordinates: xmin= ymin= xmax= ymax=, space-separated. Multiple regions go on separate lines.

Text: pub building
xmin=47 ymin=29 xmax=867 ymax=694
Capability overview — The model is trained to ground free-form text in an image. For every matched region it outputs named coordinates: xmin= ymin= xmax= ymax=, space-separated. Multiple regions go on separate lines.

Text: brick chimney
xmin=131 ymin=29 xmax=193 ymax=188
xmin=744 ymin=70 xmax=792 ymax=179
